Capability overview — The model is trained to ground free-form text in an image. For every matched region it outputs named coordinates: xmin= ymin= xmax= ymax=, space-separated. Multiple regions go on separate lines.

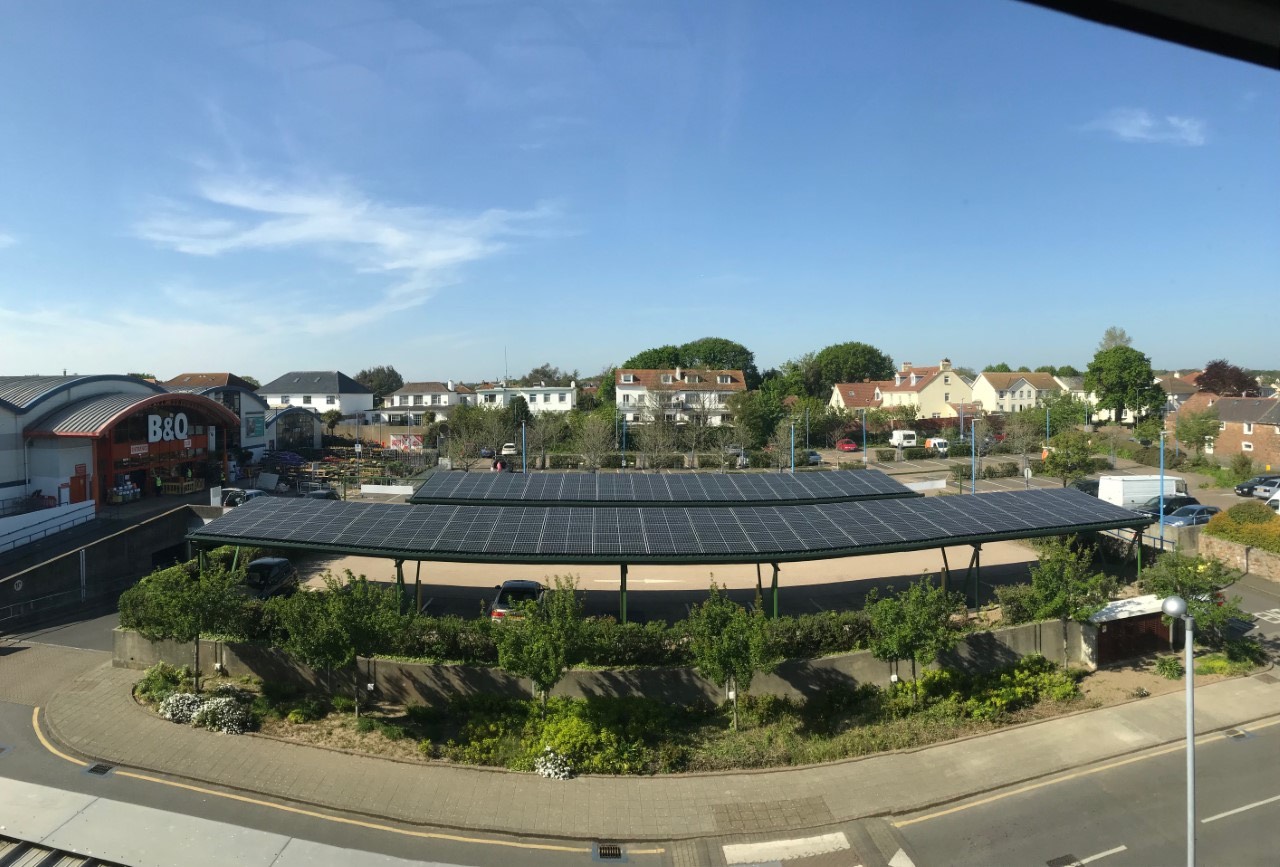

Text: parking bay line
xmin=1201 ymin=793 xmax=1280 ymax=824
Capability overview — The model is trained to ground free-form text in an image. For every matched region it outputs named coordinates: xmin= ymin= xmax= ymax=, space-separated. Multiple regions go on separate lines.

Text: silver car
xmin=1163 ymin=505 xmax=1220 ymax=527
xmin=1254 ymin=478 xmax=1280 ymax=499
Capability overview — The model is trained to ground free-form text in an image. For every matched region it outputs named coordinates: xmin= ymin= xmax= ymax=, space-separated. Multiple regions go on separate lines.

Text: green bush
xmin=548 ymin=454 xmax=581 ymax=469
xmin=1155 ymin=656 xmax=1185 ymax=680
xmin=355 ymin=716 xmax=378 ymax=733
xmin=578 ymin=619 xmax=690 ymax=667
xmin=136 ymin=662 xmax=193 ymax=704
xmin=994 ymin=584 xmax=1038 ymax=625
xmin=1194 ymin=652 xmax=1259 ymax=677
xmin=982 ymin=461 xmax=1019 ymax=479
xmin=875 ymin=449 xmax=896 ymax=462
xmin=763 ymin=610 xmax=870 ymax=658
xmin=332 ymin=695 xmax=356 ymax=713
xmin=1204 ymin=502 xmax=1280 ymax=554
xmin=903 ymin=447 xmax=931 ymax=460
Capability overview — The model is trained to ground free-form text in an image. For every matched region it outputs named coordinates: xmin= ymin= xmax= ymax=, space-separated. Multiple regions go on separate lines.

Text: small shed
xmin=1090 ymin=594 xmax=1168 ymax=665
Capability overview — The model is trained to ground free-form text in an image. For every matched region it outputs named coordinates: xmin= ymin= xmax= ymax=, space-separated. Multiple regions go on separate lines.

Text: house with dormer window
xmin=830 ymin=359 xmax=972 ymax=420
xmin=256 ymin=371 xmax=374 ymax=417
xmin=614 ymin=368 xmax=745 ymax=425
xmin=382 ymin=381 xmax=475 ymax=423
xmin=970 ymin=371 xmax=1064 ymax=415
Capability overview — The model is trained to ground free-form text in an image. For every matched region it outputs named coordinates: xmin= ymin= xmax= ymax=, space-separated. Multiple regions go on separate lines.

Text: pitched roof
xmin=1210 ymin=397 xmax=1280 ymax=425
xmin=391 ymin=381 xmax=474 ymax=395
xmin=615 ymin=369 xmax=747 ymax=392
xmin=978 ymin=372 xmax=1062 ymax=391
xmin=1156 ymin=376 xmax=1198 ymax=397
xmin=163 ymin=373 xmax=258 ymax=390
xmin=256 ymin=371 xmax=372 ymax=395
xmin=832 ymin=382 xmax=884 ymax=408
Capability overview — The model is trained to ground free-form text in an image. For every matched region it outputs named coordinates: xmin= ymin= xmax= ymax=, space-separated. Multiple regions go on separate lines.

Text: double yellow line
xmin=31 ymin=707 xmax=664 ymax=857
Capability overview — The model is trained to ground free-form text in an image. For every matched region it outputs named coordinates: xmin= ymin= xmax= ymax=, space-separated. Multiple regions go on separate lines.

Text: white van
xmin=1268 ymin=490 xmax=1280 ymax=512
xmin=889 ymin=430 xmax=917 ymax=448
xmin=1097 ymin=475 xmax=1187 ymax=511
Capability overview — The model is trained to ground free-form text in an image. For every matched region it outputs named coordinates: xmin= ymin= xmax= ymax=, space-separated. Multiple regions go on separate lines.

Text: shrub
xmin=535 ymin=747 xmax=574 ymax=780
xmin=136 ymin=662 xmax=193 ymax=704
xmin=1194 ymin=652 xmax=1259 ymax=677
xmin=903 ymin=447 xmax=931 ymax=460
xmin=994 ymin=584 xmax=1038 ymax=625
xmin=875 ymin=449 xmax=896 ymax=462
xmin=355 ymin=716 xmax=378 ymax=733
xmin=578 ymin=619 xmax=689 ymax=668
xmin=548 ymin=454 xmax=581 ymax=469
xmin=1154 ymin=656 xmax=1185 ymax=680
xmin=191 ymin=696 xmax=252 ymax=734
xmin=1204 ymin=503 xmax=1280 ymax=555
xmin=159 ymin=692 xmax=203 ymax=724
xmin=332 ymin=695 xmax=356 ymax=713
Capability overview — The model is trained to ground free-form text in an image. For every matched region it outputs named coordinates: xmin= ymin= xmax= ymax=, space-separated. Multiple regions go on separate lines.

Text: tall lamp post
xmin=970 ymin=418 xmax=977 ymax=494
xmin=1162 ymin=594 xmax=1196 ymax=867
xmin=1159 ymin=430 xmax=1167 ymax=547
xmin=790 ymin=422 xmax=796 ymax=473
xmin=861 ymin=407 xmax=868 ymax=467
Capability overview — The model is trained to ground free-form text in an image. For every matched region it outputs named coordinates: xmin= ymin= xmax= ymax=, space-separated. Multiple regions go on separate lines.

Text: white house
xmin=473 ymin=381 xmax=577 ymax=414
xmin=614 ymin=368 xmax=745 ymax=425
xmin=382 ymin=381 xmax=475 ymax=423
xmin=255 ymin=371 xmax=374 ymax=417
xmin=970 ymin=372 xmax=1064 ymax=414
xmin=829 ymin=359 xmax=972 ymax=420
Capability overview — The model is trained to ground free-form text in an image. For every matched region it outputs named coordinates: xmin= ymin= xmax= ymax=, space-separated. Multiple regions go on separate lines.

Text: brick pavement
xmin=21 ymin=655 xmax=1280 ymax=842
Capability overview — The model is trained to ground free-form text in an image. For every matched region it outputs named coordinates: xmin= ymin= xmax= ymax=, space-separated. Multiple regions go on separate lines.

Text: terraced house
xmin=615 ymin=368 xmax=746 ymax=425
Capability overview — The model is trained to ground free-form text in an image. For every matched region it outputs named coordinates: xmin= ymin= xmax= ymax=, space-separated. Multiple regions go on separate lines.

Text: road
xmin=895 ymin=713 xmax=1280 ymax=866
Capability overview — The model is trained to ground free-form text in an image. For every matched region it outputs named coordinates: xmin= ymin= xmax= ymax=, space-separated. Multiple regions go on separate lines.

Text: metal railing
xmin=0 ymin=505 xmax=97 ymax=555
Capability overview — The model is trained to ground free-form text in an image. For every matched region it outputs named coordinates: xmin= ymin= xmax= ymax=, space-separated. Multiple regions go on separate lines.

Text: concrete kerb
xmin=36 ymin=659 xmax=1280 ymax=843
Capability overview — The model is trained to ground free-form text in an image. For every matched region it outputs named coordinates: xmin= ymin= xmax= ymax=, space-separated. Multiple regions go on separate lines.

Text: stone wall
xmin=114 ymin=619 xmax=1097 ymax=706
xmin=1200 ymin=534 xmax=1280 ymax=586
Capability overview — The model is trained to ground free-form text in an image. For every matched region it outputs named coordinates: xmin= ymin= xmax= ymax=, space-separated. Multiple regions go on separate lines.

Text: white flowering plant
xmin=158 ymin=692 xmax=203 ymax=725
xmin=534 ymin=746 xmax=573 ymax=780
xmin=191 ymin=696 xmax=252 ymax=735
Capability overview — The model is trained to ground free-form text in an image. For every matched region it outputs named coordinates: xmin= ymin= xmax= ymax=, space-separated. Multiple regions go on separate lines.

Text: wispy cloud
xmin=1084 ymin=108 xmax=1207 ymax=146
xmin=135 ymin=173 xmax=559 ymax=329
xmin=0 ymin=231 xmax=17 ymax=250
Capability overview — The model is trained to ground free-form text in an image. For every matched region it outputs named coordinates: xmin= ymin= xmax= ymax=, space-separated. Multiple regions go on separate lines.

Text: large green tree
xmin=1041 ymin=430 xmax=1095 ymax=487
xmin=1097 ymin=326 xmax=1132 ymax=351
xmin=355 ymin=366 xmax=404 ymax=407
xmin=1140 ymin=553 xmax=1246 ymax=650
xmin=811 ymin=342 xmax=894 ymax=397
xmin=515 ymin=363 xmax=579 ymax=387
xmin=866 ymin=577 xmax=965 ymax=704
xmin=726 ymin=390 xmax=785 ymax=449
xmin=622 ymin=345 xmax=682 ymax=369
xmin=1175 ymin=408 xmax=1220 ymax=458
xmin=495 ymin=576 xmax=582 ymax=714
xmin=1083 ymin=345 xmax=1164 ymax=423
xmin=679 ymin=337 xmax=761 ymax=389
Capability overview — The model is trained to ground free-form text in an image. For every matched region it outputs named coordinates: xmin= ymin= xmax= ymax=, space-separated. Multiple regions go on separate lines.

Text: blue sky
xmin=0 ymin=1 xmax=1276 ymax=383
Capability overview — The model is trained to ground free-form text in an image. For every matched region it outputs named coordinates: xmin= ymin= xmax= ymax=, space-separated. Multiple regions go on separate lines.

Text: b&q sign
xmin=148 ymin=412 xmax=190 ymax=443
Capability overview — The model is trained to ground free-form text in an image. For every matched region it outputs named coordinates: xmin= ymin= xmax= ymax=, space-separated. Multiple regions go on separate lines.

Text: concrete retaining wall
xmin=114 ymin=618 xmax=1097 ymax=706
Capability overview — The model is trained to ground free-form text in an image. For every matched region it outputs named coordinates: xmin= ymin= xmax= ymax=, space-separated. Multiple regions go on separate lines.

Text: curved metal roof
xmin=0 ymin=375 xmax=164 ymax=414
xmin=189 ymin=488 xmax=1152 ymax=566
xmin=26 ymin=392 xmax=242 ymax=437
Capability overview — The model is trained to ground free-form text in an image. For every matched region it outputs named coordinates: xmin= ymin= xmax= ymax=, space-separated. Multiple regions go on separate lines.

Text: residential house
xmin=163 ymin=372 xmax=270 ymax=461
xmin=1155 ymin=374 xmax=1200 ymax=415
xmin=971 ymin=372 xmax=1063 ymax=415
xmin=473 ymin=381 xmax=577 ymax=414
xmin=382 ymin=381 xmax=475 ymax=423
xmin=614 ymin=368 xmax=746 ymax=425
xmin=830 ymin=360 xmax=972 ymax=420
xmin=1168 ymin=395 xmax=1280 ymax=467
xmin=255 ymin=371 xmax=374 ymax=417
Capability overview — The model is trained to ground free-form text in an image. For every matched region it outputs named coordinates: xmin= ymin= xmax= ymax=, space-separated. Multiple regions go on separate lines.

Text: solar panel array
xmin=409 ymin=469 xmax=915 ymax=505
xmin=192 ymin=488 xmax=1150 ymax=564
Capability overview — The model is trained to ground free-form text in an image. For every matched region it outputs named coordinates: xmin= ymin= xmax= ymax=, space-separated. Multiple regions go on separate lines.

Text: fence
xmin=0 ymin=501 xmax=97 ymax=555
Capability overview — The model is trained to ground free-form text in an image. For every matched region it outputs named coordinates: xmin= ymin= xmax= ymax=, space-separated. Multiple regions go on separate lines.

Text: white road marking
xmin=1253 ymin=608 xmax=1280 ymax=625
xmin=722 ymin=832 xmax=852 ymax=864
xmin=888 ymin=848 xmax=916 ymax=867
xmin=1075 ymin=845 xmax=1128 ymax=864
xmin=1201 ymin=793 xmax=1280 ymax=824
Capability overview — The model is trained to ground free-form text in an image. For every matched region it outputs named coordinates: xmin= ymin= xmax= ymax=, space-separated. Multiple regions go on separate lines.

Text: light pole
xmin=804 ymin=406 xmax=810 ymax=450
xmin=1162 ymin=594 xmax=1196 ymax=867
xmin=621 ymin=416 xmax=627 ymax=470
xmin=790 ymin=422 xmax=796 ymax=473
xmin=521 ymin=420 xmax=527 ymax=474
xmin=970 ymin=418 xmax=977 ymax=494
xmin=1045 ymin=405 xmax=1051 ymax=445
xmin=1159 ymin=430 xmax=1167 ymax=547
xmin=861 ymin=407 xmax=868 ymax=466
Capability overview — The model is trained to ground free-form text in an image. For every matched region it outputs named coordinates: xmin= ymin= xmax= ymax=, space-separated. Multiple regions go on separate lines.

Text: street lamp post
xmin=621 ymin=417 xmax=627 ymax=470
xmin=790 ymin=422 xmax=796 ymax=473
xmin=1162 ymin=594 xmax=1196 ymax=867
xmin=521 ymin=420 xmax=527 ymax=474
xmin=970 ymin=418 xmax=977 ymax=494
xmin=805 ymin=406 xmax=810 ymax=450
xmin=861 ymin=407 xmax=868 ymax=466
xmin=1159 ymin=430 xmax=1167 ymax=547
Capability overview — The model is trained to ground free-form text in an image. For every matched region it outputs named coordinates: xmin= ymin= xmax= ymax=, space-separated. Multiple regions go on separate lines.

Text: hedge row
xmin=1204 ymin=501 xmax=1280 ymax=554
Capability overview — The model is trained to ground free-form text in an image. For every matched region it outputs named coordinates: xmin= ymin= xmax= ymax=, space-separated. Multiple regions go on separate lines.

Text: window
xmin=1243 ymin=423 xmax=1253 ymax=434
xmin=665 ymin=413 xmax=677 ymax=421
xmin=944 ymin=375 xmax=950 ymax=384
xmin=621 ymin=374 xmax=635 ymax=383
xmin=558 ymin=393 xmax=566 ymax=403
xmin=430 ymin=394 xmax=440 ymax=405
xmin=998 ymin=391 xmax=1006 ymax=399
xmin=944 ymin=393 xmax=950 ymax=402
xmin=1219 ymin=422 xmax=1227 ymax=431
xmin=931 ymin=413 xmax=940 ymax=418
xmin=326 ymin=395 xmax=335 ymax=405
xmin=622 ymin=394 xmax=631 ymax=404
xmin=302 ymin=395 xmax=312 ymax=404
xmin=413 ymin=395 xmax=423 ymax=406
xmin=1243 ymin=442 xmax=1254 ymax=451
xmin=717 ymin=375 xmax=731 ymax=384
xmin=660 ymin=374 xmax=672 ymax=384
xmin=484 ymin=394 xmax=496 ymax=403
xmin=281 ymin=395 xmax=290 ymax=404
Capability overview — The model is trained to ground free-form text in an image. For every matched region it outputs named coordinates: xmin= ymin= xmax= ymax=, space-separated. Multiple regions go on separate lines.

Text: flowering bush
xmin=191 ymin=696 xmax=252 ymax=734
xmin=534 ymin=746 xmax=573 ymax=780
xmin=158 ymin=692 xmax=203 ymax=724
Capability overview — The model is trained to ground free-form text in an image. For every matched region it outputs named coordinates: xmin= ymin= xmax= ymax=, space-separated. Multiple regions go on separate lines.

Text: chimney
xmin=901 ymin=361 xmax=913 ymax=373
xmin=940 ymin=358 xmax=951 ymax=371
xmin=447 ymin=379 xmax=454 ymax=391
xmin=675 ymin=366 xmax=683 ymax=381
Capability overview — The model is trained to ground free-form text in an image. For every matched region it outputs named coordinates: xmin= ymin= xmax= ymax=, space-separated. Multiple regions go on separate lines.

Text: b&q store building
xmin=1 ymin=375 xmax=242 ymax=511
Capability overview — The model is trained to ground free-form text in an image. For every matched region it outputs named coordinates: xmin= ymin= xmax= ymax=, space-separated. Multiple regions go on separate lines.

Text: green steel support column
xmin=973 ymin=545 xmax=982 ymax=609
xmin=940 ymin=547 xmax=951 ymax=593
xmin=232 ymin=546 xmax=240 ymax=571
xmin=198 ymin=549 xmax=207 ymax=574
xmin=620 ymin=564 xmax=628 ymax=625
xmin=394 ymin=559 xmax=405 ymax=614
xmin=756 ymin=563 xmax=763 ymax=601
xmin=771 ymin=562 xmax=780 ymax=618
xmin=1136 ymin=531 xmax=1142 ymax=580
xmin=415 ymin=561 xmax=422 ymax=614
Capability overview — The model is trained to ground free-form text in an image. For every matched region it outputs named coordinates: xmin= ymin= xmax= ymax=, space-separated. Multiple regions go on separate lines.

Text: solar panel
xmin=409 ymin=469 xmax=917 ymax=506
xmin=195 ymin=489 xmax=1149 ymax=564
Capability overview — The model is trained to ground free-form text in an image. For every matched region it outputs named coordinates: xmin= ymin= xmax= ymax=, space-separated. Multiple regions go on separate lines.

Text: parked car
xmin=1135 ymin=494 xmax=1200 ymax=517
xmin=835 ymin=439 xmax=861 ymax=452
xmin=1071 ymin=479 xmax=1100 ymax=497
xmin=242 ymin=557 xmax=299 ymax=599
xmin=479 ymin=446 xmax=495 ymax=458
xmin=1236 ymin=475 xmax=1280 ymax=496
xmin=805 ymin=450 xmax=822 ymax=465
xmin=222 ymin=488 xmax=267 ymax=507
xmin=1163 ymin=505 xmax=1221 ymax=527
xmin=1253 ymin=478 xmax=1280 ymax=500
xmin=489 ymin=580 xmax=546 ymax=621
xmin=304 ymin=487 xmax=340 ymax=501
xmin=500 ymin=442 xmax=518 ymax=456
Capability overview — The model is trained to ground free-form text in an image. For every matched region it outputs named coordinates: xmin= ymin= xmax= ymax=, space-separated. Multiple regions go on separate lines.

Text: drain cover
xmin=85 ymin=762 xmax=114 ymax=776
xmin=594 ymin=842 xmax=624 ymax=861
xmin=1223 ymin=728 xmax=1250 ymax=740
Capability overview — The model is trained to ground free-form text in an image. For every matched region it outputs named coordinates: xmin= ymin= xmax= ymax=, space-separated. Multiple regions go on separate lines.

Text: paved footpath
xmin=23 ymin=653 xmax=1280 ymax=842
